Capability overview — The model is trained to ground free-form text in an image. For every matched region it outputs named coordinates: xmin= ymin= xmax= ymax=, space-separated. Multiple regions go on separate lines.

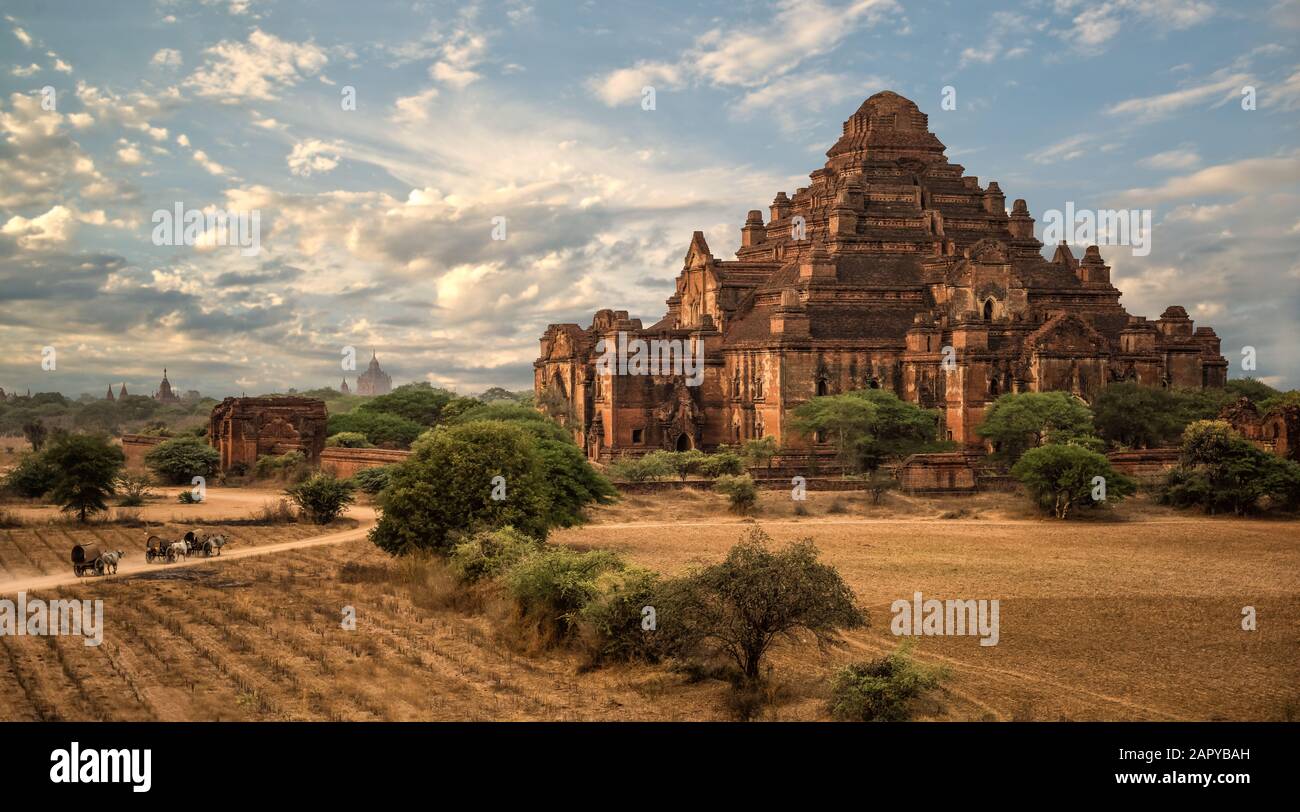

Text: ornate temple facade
xmin=208 ymin=396 xmax=329 ymax=471
xmin=535 ymin=92 xmax=1227 ymax=460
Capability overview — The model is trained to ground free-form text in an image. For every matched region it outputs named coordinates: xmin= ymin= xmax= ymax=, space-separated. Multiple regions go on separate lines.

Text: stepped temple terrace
xmin=535 ymin=91 xmax=1227 ymax=461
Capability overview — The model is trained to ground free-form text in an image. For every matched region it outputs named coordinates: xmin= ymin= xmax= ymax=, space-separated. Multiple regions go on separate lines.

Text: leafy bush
xmin=655 ymin=527 xmax=866 ymax=682
xmin=714 ymin=473 xmax=758 ymax=513
xmin=530 ymin=433 xmax=617 ymax=527
xmin=356 ymin=383 xmax=455 ymax=427
xmin=177 ymin=489 xmax=200 ymax=504
xmin=607 ymin=452 xmax=672 ymax=482
xmin=698 ymin=451 xmax=745 ymax=478
xmin=116 ymin=473 xmax=155 ymax=506
xmin=792 ymin=389 xmax=944 ymax=474
xmin=741 ymin=436 xmax=779 ymax=469
xmin=350 ymin=464 xmax=394 ymax=495
xmin=1010 ymin=443 xmax=1135 ymax=518
xmin=576 ymin=565 xmax=660 ymax=664
xmin=326 ymin=411 xmax=425 ymax=449
xmin=286 ymin=471 xmax=356 ymax=524
xmin=4 ymin=453 xmax=59 ymax=498
xmin=504 ymin=546 xmax=627 ymax=641
xmin=448 ymin=526 xmax=539 ymax=583
xmin=828 ymin=645 xmax=946 ymax=721
xmin=1159 ymin=420 xmax=1300 ymax=515
xmin=144 ymin=436 xmax=220 ymax=484
xmin=254 ymin=450 xmax=308 ymax=482
xmin=325 ymin=431 xmax=373 ymax=448
xmin=369 ymin=421 xmax=551 ymax=556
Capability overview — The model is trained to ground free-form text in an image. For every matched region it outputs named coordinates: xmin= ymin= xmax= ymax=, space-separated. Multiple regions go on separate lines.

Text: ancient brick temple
xmin=536 ymin=92 xmax=1228 ymax=460
xmin=208 ymin=396 xmax=329 ymax=471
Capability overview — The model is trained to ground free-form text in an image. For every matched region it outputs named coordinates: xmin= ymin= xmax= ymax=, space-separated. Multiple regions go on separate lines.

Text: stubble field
xmin=0 ymin=489 xmax=1296 ymax=721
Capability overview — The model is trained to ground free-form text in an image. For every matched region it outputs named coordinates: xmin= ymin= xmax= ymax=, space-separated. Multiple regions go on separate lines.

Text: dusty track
xmin=0 ymin=522 xmax=374 ymax=596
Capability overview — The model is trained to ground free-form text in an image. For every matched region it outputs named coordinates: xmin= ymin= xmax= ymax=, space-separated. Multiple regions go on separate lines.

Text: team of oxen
xmin=71 ymin=530 xmax=231 ymax=577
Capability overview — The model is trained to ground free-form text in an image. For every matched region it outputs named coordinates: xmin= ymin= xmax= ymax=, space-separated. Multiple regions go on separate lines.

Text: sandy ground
xmin=1 ymin=484 xmax=302 ymax=524
xmin=0 ymin=488 xmax=1296 ymax=721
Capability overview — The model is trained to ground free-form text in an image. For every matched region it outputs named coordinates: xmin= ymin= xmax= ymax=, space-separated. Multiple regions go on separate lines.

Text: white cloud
xmin=12 ymin=26 xmax=32 ymax=48
xmin=287 ymin=139 xmax=342 ymax=177
xmin=185 ymin=28 xmax=327 ymax=102
xmin=391 ymin=86 xmax=440 ymax=124
xmin=1105 ymin=73 xmax=1250 ymax=120
xmin=1028 ymin=133 xmax=1094 ymax=164
xmin=11 ymin=63 xmax=39 ymax=77
xmin=151 ymin=48 xmax=183 ymax=68
xmin=1139 ymin=147 xmax=1201 ymax=170
xmin=1123 ymin=152 xmax=1300 ymax=202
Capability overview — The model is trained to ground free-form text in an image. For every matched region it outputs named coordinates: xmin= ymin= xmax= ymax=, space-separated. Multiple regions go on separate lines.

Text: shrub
xmin=741 ymin=436 xmax=779 ymax=469
xmin=661 ymin=449 xmax=707 ymax=480
xmin=448 ymin=526 xmax=539 ymax=583
xmin=177 ymin=489 xmax=200 ymax=504
xmin=576 ymin=566 xmax=661 ymax=664
xmin=530 ymin=434 xmax=617 ymax=527
xmin=350 ymin=464 xmax=394 ymax=495
xmin=698 ymin=451 xmax=744 ymax=478
xmin=325 ymin=432 xmax=373 ymax=448
xmin=286 ymin=471 xmax=356 ymax=524
xmin=369 ymin=421 xmax=550 ymax=556
xmin=356 ymin=383 xmax=456 ymax=427
xmin=1010 ymin=443 xmax=1135 ymax=519
xmin=655 ymin=527 xmax=866 ymax=682
xmin=254 ymin=450 xmax=308 ymax=482
xmin=607 ymin=453 xmax=672 ymax=482
xmin=828 ymin=645 xmax=946 ymax=721
xmin=326 ymin=411 xmax=424 ymax=449
xmin=43 ymin=433 xmax=125 ymax=522
xmin=144 ymin=436 xmax=220 ymax=485
xmin=1159 ymin=420 xmax=1300 ymax=515
xmin=862 ymin=469 xmax=897 ymax=504
xmin=714 ymin=473 xmax=758 ymax=513
xmin=116 ymin=473 xmax=155 ymax=506
xmin=503 ymin=547 xmax=626 ymax=641
xmin=4 ymin=453 xmax=59 ymax=498
xmin=254 ymin=498 xmax=298 ymax=523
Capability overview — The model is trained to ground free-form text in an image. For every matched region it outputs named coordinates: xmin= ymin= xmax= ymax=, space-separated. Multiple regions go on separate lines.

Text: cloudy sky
xmin=1 ymin=0 xmax=1297 ymax=399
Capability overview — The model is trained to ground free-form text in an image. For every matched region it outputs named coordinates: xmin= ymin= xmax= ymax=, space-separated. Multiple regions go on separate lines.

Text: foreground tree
xmin=656 ymin=527 xmax=866 ymax=682
xmin=42 ymin=433 xmax=124 ymax=522
xmin=1010 ymin=443 xmax=1135 ymax=519
xmin=977 ymin=391 xmax=1098 ymax=464
xmin=370 ymin=420 xmax=572 ymax=555
xmin=144 ymin=436 xmax=221 ymax=484
xmin=1160 ymin=420 xmax=1300 ymax=515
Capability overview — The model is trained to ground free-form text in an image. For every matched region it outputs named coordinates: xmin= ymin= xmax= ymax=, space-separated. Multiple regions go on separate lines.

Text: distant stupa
xmin=355 ymin=351 xmax=392 ymax=396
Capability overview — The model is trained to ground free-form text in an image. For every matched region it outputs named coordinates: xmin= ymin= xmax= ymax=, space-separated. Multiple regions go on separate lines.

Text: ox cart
xmin=71 ymin=543 xmax=104 ymax=577
xmin=145 ymin=535 xmax=173 ymax=563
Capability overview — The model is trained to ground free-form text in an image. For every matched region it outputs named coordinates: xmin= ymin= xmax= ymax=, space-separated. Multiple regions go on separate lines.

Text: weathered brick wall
xmin=1106 ymin=448 xmax=1180 ymax=483
xmin=120 ymin=434 xmax=166 ymax=471
xmin=319 ymin=447 xmax=411 ymax=479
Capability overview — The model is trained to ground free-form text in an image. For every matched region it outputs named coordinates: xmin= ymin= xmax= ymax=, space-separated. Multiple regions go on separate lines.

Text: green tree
xmin=1010 ymin=443 xmax=1135 ymax=519
xmin=741 ymin=436 xmax=779 ymax=469
xmin=21 ymin=420 xmax=47 ymax=452
xmin=977 ymin=391 xmax=1098 ymax=464
xmin=1160 ymin=420 xmax=1299 ymax=515
xmin=1091 ymin=383 xmax=1191 ymax=449
xmin=43 ymin=433 xmax=125 ymax=522
xmin=656 ymin=528 xmax=866 ymax=682
xmin=369 ymin=421 xmax=551 ymax=555
xmin=713 ymin=473 xmax=759 ymax=513
xmin=326 ymin=410 xmax=425 ymax=449
xmin=144 ymin=436 xmax=221 ymax=484
xmin=286 ymin=471 xmax=356 ymax=524
xmin=4 ymin=453 xmax=59 ymax=498
xmin=325 ymin=431 xmax=373 ymax=448
xmin=791 ymin=389 xmax=941 ymax=474
xmin=357 ymin=382 xmax=455 ymax=427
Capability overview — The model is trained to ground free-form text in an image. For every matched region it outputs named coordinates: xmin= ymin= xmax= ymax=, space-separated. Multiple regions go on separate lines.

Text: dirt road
xmin=0 ymin=521 xmax=375 ymax=596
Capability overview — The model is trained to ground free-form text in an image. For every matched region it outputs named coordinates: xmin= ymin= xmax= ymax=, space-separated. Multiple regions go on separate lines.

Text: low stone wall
xmin=120 ymin=434 xmax=166 ymax=470
xmin=319 ymin=447 xmax=412 ymax=478
xmin=897 ymin=452 xmax=980 ymax=494
xmin=1106 ymin=448 xmax=1180 ymax=483
xmin=615 ymin=476 xmax=869 ymax=495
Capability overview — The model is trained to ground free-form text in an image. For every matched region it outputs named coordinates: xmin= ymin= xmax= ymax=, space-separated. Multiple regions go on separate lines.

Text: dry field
xmin=0 ymin=488 xmax=1296 ymax=722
